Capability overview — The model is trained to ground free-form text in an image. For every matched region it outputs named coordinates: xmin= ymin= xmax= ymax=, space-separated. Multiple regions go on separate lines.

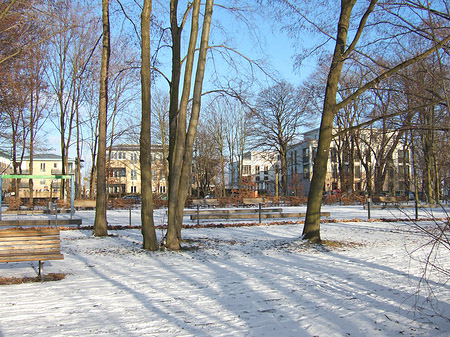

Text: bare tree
xmin=166 ymin=0 xmax=214 ymax=250
xmin=140 ymin=0 xmax=159 ymax=251
xmin=46 ymin=1 xmax=100 ymax=200
xmin=151 ymin=88 xmax=169 ymax=186
xmin=250 ymin=81 xmax=311 ymax=196
xmin=94 ymin=0 xmax=110 ymax=237
xmin=276 ymin=0 xmax=450 ymax=242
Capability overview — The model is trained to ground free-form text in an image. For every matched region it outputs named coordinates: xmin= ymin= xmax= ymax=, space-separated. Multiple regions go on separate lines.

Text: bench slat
xmin=0 ymin=244 xmax=61 ymax=251
xmin=0 ymin=236 xmax=60 ymax=242
xmin=0 ymin=253 xmax=64 ymax=263
xmin=0 ymin=246 xmax=62 ymax=254
xmin=0 ymin=219 xmax=82 ymax=227
xmin=0 ymin=229 xmax=61 ymax=237
xmin=183 ymin=208 xmax=283 ymax=215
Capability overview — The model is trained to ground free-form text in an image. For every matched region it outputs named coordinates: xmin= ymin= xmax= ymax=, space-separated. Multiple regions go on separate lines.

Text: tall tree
xmin=166 ymin=0 xmax=214 ymax=250
xmin=93 ymin=0 xmax=110 ymax=236
xmin=140 ymin=0 xmax=159 ymax=250
xmin=297 ymin=0 xmax=450 ymax=242
xmin=251 ymin=81 xmax=310 ymax=196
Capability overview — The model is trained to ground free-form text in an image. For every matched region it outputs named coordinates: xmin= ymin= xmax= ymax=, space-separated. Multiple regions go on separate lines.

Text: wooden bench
xmin=242 ymin=198 xmax=266 ymax=206
xmin=0 ymin=218 xmax=82 ymax=229
xmin=74 ymin=199 xmax=96 ymax=209
xmin=0 ymin=228 xmax=64 ymax=281
xmin=192 ymin=199 xmax=219 ymax=207
xmin=378 ymin=196 xmax=399 ymax=208
xmin=189 ymin=208 xmax=330 ymax=222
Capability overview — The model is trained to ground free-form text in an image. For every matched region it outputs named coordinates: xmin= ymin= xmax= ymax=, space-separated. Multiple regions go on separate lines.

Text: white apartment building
xmin=228 ymin=151 xmax=279 ymax=195
xmin=287 ymin=128 xmax=412 ymax=197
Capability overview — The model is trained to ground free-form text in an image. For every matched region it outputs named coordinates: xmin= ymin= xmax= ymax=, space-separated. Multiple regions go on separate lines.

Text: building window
xmin=53 ymin=163 xmax=58 ymax=168
xmin=303 ymin=148 xmax=309 ymax=163
xmin=303 ymin=164 xmax=309 ymax=179
xmin=40 ymin=179 xmax=46 ymax=185
xmin=131 ymin=186 xmax=137 ymax=193
xmin=160 ymin=186 xmax=166 ymax=193
xmin=110 ymin=168 xmax=126 ymax=177
xmin=118 ymin=152 xmax=126 ymax=160
xmin=131 ymin=169 xmax=137 ymax=180
xmin=40 ymin=163 xmax=45 ymax=172
xmin=242 ymin=165 xmax=251 ymax=175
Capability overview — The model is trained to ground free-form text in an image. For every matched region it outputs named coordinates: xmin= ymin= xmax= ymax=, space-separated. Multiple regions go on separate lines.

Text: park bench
xmin=0 ymin=218 xmax=82 ymax=229
xmin=0 ymin=228 xmax=64 ymax=281
xmin=188 ymin=207 xmax=330 ymax=222
xmin=378 ymin=196 xmax=399 ymax=208
xmin=241 ymin=198 xmax=267 ymax=206
xmin=74 ymin=199 xmax=96 ymax=210
xmin=192 ymin=199 xmax=220 ymax=207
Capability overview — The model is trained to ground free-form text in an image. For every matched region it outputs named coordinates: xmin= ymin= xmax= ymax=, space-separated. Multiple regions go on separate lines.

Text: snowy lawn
xmin=0 ymin=205 xmax=449 ymax=336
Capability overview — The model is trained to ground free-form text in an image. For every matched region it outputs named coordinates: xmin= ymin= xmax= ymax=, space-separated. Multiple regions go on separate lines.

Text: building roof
xmin=0 ymin=150 xmax=10 ymax=159
xmin=22 ymin=154 xmax=76 ymax=162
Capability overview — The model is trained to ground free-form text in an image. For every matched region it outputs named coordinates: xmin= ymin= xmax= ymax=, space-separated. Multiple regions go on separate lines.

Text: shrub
xmin=6 ymin=197 xmax=21 ymax=211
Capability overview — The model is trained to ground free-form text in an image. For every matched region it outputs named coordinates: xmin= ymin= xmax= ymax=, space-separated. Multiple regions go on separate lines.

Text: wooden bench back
xmin=242 ymin=198 xmax=265 ymax=205
xmin=0 ymin=228 xmax=64 ymax=263
xmin=379 ymin=196 xmax=397 ymax=203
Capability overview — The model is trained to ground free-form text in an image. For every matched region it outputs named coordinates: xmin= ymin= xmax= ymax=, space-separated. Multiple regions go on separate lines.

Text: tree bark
xmin=140 ymin=0 xmax=159 ymax=251
xmin=303 ymin=0 xmax=358 ymax=242
xmin=166 ymin=0 xmax=214 ymax=250
xmin=93 ymin=0 xmax=110 ymax=237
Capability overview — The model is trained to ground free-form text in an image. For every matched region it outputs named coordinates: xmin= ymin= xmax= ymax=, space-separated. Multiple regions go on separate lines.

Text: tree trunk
xmin=303 ymin=0 xmax=357 ymax=243
xmin=140 ymin=0 xmax=159 ymax=251
xmin=166 ymin=0 xmax=213 ymax=250
xmin=93 ymin=0 xmax=110 ymax=236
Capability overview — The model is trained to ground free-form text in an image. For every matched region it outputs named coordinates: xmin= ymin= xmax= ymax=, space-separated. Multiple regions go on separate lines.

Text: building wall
xmin=287 ymin=128 xmax=412 ymax=197
xmin=107 ymin=144 xmax=167 ymax=196
xmin=229 ymin=151 xmax=278 ymax=195
xmin=15 ymin=155 xmax=76 ymax=200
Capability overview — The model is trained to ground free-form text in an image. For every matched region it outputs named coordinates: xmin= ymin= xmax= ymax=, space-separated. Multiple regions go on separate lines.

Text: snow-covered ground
xmin=1 ymin=205 xmax=449 ymax=336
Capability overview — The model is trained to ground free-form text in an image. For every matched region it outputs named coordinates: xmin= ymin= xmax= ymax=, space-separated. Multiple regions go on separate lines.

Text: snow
xmin=1 ymin=204 xmax=450 ymax=336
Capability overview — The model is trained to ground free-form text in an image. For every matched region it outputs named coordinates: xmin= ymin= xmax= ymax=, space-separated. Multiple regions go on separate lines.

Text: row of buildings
xmin=0 ymin=128 xmax=412 ymax=202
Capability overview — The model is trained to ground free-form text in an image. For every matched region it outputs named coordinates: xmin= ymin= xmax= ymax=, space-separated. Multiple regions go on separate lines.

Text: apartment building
xmin=16 ymin=154 xmax=76 ymax=201
xmin=107 ymin=144 xmax=167 ymax=196
xmin=0 ymin=150 xmax=12 ymax=196
xmin=287 ymin=128 xmax=412 ymax=197
xmin=228 ymin=151 xmax=279 ymax=195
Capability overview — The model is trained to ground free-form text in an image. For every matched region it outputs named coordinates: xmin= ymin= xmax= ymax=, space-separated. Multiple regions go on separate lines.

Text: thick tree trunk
xmin=93 ymin=0 xmax=110 ymax=236
xmin=167 ymin=0 xmax=201 ymax=250
xmin=140 ymin=0 xmax=159 ymax=251
xmin=303 ymin=0 xmax=357 ymax=243
xmin=166 ymin=0 xmax=213 ymax=250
